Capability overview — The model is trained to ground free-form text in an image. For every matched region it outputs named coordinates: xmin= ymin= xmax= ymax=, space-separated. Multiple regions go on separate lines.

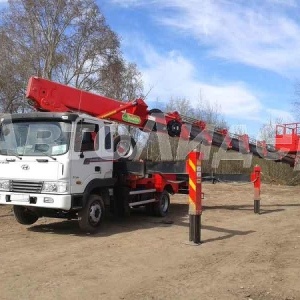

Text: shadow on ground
xmin=26 ymin=203 xmax=260 ymax=243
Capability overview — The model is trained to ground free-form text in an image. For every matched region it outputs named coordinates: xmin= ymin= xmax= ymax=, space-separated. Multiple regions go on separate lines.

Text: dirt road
xmin=0 ymin=183 xmax=299 ymax=300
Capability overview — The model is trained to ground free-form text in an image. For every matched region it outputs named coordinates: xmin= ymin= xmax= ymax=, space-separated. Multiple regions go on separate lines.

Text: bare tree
xmin=165 ymin=96 xmax=227 ymax=128
xmin=259 ymin=117 xmax=283 ymax=145
xmin=0 ymin=0 xmax=143 ymax=112
xmin=99 ymin=58 xmax=143 ymax=101
xmin=165 ymin=97 xmax=194 ymax=116
xmin=193 ymin=94 xmax=228 ymax=128
xmin=0 ymin=31 xmax=31 ymax=113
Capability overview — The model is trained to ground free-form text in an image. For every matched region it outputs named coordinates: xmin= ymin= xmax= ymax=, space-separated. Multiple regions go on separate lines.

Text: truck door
xmin=70 ymin=120 xmax=113 ymax=194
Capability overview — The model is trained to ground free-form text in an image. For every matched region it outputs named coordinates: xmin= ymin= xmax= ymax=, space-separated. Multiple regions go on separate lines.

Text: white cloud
xmin=112 ymin=0 xmax=300 ymax=77
xmin=111 ymin=0 xmax=296 ymax=133
xmin=133 ymin=41 xmax=262 ymax=120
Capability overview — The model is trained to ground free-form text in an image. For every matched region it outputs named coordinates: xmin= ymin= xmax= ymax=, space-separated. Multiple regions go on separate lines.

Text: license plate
xmin=10 ymin=194 xmax=29 ymax=202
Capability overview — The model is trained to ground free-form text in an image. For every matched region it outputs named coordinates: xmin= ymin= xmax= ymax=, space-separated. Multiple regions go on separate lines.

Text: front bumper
xmin=0 ymin=192 xmax=72 ymax=210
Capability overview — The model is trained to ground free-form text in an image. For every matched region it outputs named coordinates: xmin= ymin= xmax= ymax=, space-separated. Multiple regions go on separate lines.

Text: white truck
xmin=0 ymin=77 xmax=189 ymax=232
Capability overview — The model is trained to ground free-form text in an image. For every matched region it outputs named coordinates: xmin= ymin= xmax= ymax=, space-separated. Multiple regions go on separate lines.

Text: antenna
xmin=143 ymin=85 xmax=154 ymax=101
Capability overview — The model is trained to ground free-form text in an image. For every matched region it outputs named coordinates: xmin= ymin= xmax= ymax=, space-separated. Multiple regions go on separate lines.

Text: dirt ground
xmin=0 ymin=183 xmax=300 ymax=300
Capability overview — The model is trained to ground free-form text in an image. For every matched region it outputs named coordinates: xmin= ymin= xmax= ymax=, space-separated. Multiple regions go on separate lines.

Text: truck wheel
xmin=78 ymin=194 xmax=105 ymax=233
xmin=114 ymin=135 xmax=137 ymax=160
xmin=153 ymin=191 xmax=170 ymax=217
xmin=13 ymin=205 xmax=39 ymax=225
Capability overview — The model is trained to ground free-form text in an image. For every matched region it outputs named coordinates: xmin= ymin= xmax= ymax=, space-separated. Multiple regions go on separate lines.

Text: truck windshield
xmin=0 ymin=121 xmax=72 ymax=156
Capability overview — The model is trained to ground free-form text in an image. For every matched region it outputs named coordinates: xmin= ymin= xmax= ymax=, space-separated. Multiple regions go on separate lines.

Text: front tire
xmin=78 ymin=194 xmax=105 ymax=233
xmin=13 ymin=205 xmax=39 ymax=225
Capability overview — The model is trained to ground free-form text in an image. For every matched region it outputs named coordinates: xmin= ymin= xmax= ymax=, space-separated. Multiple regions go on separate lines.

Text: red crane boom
xmin=26 ymin=76 xmax=298 ymax=166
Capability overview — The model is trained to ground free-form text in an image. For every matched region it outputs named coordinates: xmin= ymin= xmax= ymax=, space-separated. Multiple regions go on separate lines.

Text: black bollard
xmin=189 ymin=214 xmax=201 ymax=244
xmin=254 ymin=199 xmax=260 ymax=214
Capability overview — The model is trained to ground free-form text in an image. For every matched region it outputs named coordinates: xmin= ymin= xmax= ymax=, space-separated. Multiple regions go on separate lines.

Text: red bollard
xmin=188 ymin=151 xmax=203 ymax=244
xmin=251 ymin=165 xmax=261 ymax=214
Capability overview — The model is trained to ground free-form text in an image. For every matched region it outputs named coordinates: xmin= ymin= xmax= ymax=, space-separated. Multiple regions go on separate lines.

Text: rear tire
xmin=13 ymin=205 xmax=39 ymax=225
xmin=153 ymin=191 xmax=170 ymax=217
xmin=78 ymin=194 xmax=105 ymax=233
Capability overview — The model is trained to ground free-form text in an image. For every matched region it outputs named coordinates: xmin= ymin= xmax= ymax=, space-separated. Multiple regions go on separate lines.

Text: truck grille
xmin=11 ymin=180 xmax=43 ymax=193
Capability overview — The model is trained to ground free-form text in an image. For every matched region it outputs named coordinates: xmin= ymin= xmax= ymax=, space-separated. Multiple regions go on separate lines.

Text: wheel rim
xmin=88 ymin=201 xmax=102 ymax=226
xmin=161 ymin=194 xmax=169 ymax=213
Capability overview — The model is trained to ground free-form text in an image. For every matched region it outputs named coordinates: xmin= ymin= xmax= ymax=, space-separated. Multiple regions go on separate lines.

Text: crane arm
xmin=26 ymin=76 xmax=149 ymax=127
xmin=26 ymin=76 xmax=186 ymax=137
xmin=25 ymin=76 xmax=298 ymax=167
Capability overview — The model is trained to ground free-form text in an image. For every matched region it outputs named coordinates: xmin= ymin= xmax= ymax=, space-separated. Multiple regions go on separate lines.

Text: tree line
xmin=0 ymin=0 xmax=143 ymax=113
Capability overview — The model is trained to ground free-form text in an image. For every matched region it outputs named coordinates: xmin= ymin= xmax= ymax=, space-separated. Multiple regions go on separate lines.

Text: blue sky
xmin=0 ymin=0 xmax=298 ymax=137
xmin=99 ymin=0 xmax=300 ymax=137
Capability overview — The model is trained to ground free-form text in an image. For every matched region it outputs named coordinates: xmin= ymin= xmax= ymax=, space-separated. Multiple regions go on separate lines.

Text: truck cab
xmin=0 ymin=112 xmax=116 ymax=231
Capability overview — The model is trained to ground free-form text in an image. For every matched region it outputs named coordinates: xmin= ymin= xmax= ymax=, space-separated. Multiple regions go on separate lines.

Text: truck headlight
xmin=42 ymin=181 xmax=68 ymax=193
xmin=0 ymin=180 xmax=10 ymax=191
